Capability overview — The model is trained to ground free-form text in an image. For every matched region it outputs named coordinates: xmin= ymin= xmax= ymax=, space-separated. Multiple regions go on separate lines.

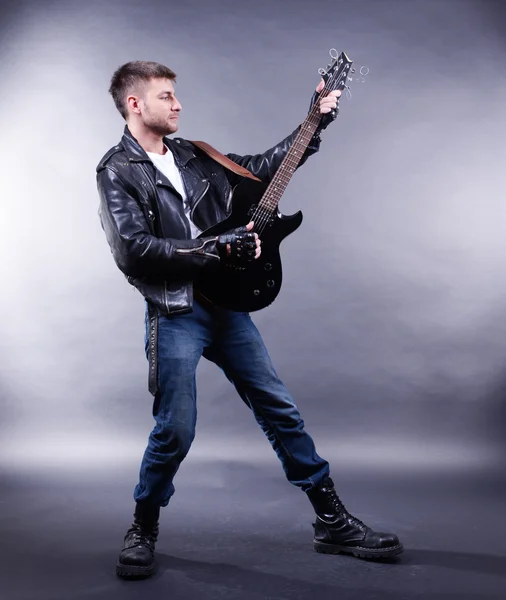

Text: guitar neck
xmin=252 ymin=50 xmax=352 ymax=222
xmin=255 ymin=109 xmax=322 ymax=216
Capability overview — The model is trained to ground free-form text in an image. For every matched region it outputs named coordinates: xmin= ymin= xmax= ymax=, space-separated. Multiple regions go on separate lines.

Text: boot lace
xmin=330 ymin=492 xmax=367 ymax=531
xmin=126 ymin=526 xmax=156 ymax=551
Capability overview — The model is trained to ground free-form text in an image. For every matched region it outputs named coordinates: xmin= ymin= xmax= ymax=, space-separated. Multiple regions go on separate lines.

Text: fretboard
xmin=252 ymin=109 xmax=322 ymax=221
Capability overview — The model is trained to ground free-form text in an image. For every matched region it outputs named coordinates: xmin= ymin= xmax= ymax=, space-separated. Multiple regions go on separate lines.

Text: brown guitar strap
xmin=190 ymin=140 xmax=262 ymax=182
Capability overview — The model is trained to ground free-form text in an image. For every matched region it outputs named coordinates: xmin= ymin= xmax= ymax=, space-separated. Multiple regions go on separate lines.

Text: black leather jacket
xmin=96 ymin=125 xmax=320 ymax=315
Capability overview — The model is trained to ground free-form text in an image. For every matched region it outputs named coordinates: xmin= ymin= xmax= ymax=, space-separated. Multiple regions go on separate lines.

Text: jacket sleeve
xmin=224 ymin=126 xmax=321 ymax=185
xmin=97 ymin=166 xmax=220 ymax=280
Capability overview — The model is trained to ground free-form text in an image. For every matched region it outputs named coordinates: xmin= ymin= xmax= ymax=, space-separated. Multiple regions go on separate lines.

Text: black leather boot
xmin=116 ymin=503 xmax=160 ymax=578
xmin=306 ymin=477 xmax=403 ymax=559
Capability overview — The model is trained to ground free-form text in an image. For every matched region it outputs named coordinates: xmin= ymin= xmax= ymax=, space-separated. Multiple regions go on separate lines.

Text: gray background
xmin=0 ymin=0 xmax=505 ymax=482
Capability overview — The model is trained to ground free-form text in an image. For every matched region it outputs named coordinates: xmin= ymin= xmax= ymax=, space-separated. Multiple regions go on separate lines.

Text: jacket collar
xmin=121 ymin=125 xmax=196 ymax=166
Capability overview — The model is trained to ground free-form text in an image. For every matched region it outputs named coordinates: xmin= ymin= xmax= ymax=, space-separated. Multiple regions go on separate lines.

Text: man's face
xmin=138 ymin=78 xmax=182 ymax=135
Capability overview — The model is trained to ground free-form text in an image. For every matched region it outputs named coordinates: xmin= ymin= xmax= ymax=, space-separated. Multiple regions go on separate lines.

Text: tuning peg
xmin=347 ymin=66 xmax=369 ymax=84
xmin=329 ymin=48 xmax=338 ymax=59
xmin=357 ymin=66 xmax=369 ymax=82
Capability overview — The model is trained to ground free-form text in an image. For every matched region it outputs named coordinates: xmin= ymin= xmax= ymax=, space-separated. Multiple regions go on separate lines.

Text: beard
xmin=142 ymin=104 xmax=178 ymax=136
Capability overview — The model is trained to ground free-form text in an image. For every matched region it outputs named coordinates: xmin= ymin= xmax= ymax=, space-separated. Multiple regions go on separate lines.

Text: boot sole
xmin=116 ymin=560 xmax=155 ymax=579
xmin=314 ymin=540 xmax=404 ymax=560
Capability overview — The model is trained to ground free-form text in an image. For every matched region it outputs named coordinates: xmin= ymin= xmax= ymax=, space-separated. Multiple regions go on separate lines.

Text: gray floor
xmin=1 ymin=461 xmax=505 ymax=600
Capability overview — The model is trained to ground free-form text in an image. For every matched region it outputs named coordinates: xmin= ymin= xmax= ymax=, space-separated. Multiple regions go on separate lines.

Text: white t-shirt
xmin=146 ymin=145 xmax=202 ymax=239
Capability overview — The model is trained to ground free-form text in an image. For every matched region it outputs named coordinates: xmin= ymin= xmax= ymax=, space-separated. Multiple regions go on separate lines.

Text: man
xmin=96 ymin=60 xmax=403 ymax=579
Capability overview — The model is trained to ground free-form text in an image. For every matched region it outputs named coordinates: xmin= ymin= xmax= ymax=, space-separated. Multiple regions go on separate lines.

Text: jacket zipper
xmin=139 ymin=163 xmax=171 ymax=315
xmin=174 ymin=152 xmax=209 ymax=233
xmin=190 ymin=180 xmax=210 ymax=228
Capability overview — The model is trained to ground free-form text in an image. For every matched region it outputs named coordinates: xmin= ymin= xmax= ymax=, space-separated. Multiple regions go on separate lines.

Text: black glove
xmin=308 ymin=88 xmax=339 ymax=138
xmin=216 ymin=226 xmax=257 ymax=266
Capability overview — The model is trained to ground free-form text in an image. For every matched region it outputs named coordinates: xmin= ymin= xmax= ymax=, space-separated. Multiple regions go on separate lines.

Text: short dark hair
xmin=108 ymin=61 xmax=177 ymax=120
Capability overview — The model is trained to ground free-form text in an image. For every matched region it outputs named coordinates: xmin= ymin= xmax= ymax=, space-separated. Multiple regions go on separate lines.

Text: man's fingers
xmin=254 ymin=235 xmax=261 ymax=259
xmin=319 ymin=90 xmax=341 ymax=108
xmin=321 ymin=98 xmax=339 ymax=107
xmin=317 ymin=88 xmax=341 ymax=98
xmin=320 ymin=96 xmax=339 ymax=113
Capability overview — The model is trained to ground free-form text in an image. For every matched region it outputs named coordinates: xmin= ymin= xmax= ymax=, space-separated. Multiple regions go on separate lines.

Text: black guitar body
xmin=196 ymin=178 xmax=302 ymax=312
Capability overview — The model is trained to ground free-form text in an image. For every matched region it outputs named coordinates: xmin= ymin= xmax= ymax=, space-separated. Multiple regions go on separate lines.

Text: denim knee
xmin=151 ymin=420 xmax=195 ymax=461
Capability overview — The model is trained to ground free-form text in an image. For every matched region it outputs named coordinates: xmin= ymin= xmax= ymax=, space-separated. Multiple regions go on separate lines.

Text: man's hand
xmin=308 ymin=79 xmax=341 ymax=137
xmin=243 ymin=221 xmax=261 ymax=259
xmin=216 ymin=221 xmax=261 ymax=265
xmin=315 ymin=79 xmax=341 ymax=114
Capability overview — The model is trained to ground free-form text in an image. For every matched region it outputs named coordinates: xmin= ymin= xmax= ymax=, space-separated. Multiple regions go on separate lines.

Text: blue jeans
xmin=134 ymin=300 xmax=330 ymax=507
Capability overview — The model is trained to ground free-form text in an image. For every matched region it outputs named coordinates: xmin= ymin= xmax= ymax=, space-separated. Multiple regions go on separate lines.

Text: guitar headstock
xmin=318 ymin=49 xmax=369 ymax=99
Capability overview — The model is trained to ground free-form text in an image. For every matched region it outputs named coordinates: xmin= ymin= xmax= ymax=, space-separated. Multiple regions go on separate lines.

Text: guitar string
xmin=251 ymin=82 xmax=342 ymax=237
xmin=253 ymin=64 xmax=346 ymax=230
xmin=253 ymin=66 xmax=346 ymax=234
xmin=251 ymin=92 xmax=330 ymax=234
xmin=251 ymin=66 xmax=347 ymax=235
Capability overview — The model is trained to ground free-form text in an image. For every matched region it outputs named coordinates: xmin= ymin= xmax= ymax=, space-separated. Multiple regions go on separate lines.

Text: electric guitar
xmin=196 ymin=50 xmax=357 ymax=312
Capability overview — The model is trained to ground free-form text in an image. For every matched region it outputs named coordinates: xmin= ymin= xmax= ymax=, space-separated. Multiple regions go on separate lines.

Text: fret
xmin=256 ymin=113 xmax=323 ymax=212
xmin=274 ymin=167 xmax=291 ymax=180
xmin=275 ymin=175 xmax=291 ymax=187
xmin=269 ymin=173 xmax=291 ymax=190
